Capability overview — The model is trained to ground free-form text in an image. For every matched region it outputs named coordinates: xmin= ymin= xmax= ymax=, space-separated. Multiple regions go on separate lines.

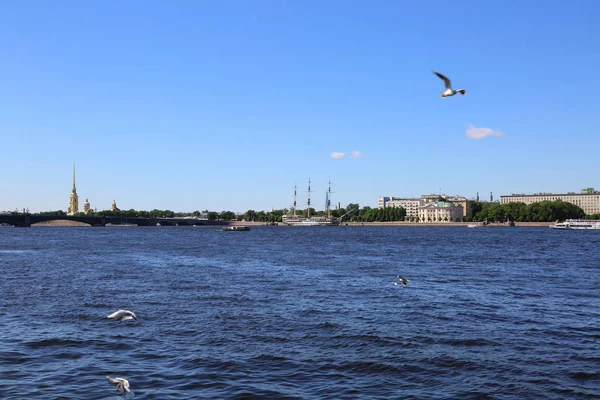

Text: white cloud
xmin=351 ymin=150 xmax=364 ymax=159
xmin=330 ymin=152 xmax=345 ymax=159
xmin=465 ymin=124 xmax=505 ymax=140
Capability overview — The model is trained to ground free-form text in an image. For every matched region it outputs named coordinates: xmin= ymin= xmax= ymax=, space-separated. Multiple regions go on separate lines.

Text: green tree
xmin=36 ymin=210 xmax=67 ymax=217
xmin=219 ymin=211 xmax=235 ymax=220
xmin=502 ymin=202 xmax=526 ymax=222
xmin=471 ymin=201 xmax=483 ymax=218
xmin=242 ymin=210 xmax=258 ymax=221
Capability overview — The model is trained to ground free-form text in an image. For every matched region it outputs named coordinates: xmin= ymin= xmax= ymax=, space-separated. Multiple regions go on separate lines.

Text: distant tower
xmin=476 ymin=192 xmax=479 ymax=202
xmin=490 ymin=192 xmax=493 ymax=202
xmin=110 ymin=199 xmax=120 ymax=211
xmin=83 ymin=198 xmax=91 ymax=214
xmin=67 ymin=162 xmax=79 ymax=215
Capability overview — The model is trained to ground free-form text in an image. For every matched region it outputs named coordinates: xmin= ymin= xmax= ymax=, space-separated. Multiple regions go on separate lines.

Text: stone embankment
xmin=343 ymin=221 xmax=551 ymax=227
xmin=30 ymin=220 xmax=552 ymax=227
xmin=231 ymin=221 xmax=552 ymax=227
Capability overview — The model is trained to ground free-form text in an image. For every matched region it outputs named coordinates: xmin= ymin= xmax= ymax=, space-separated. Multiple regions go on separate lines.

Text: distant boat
xmin=282 ymin=179 xmax=340 ymax=227
xmin=222 ymin=226 xmax=251 ymax=231
xmin=550 ymin=219 xmax=600 ymax=230
xmin=282 ymin=216 xmax=336 ymax=226
xmin=468 ymin=222 xmax=486 ymax=228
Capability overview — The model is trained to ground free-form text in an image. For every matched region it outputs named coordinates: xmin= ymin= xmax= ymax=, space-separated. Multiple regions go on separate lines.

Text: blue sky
xmin=1 ymin=1 xmax=599 ymax=213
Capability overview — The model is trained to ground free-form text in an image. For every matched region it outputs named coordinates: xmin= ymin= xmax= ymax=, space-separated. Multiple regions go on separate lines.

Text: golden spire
xmin=67 ymin=162 xmax=79 ymax=215
xmin=72 ymin=161 xmax=76 ymax=191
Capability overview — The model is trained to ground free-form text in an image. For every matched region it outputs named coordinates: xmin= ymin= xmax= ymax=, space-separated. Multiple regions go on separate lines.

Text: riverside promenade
xmin=230 ymin=221 xmax=552 ymax=227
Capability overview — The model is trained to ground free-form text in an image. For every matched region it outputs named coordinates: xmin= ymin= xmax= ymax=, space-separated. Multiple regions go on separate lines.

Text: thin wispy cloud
xmin=465 ymin=124 xmax=505 ymax=140
xmin=351 ymin=150 xmax=364 ymax=159
xmin=330 ymin=151 xmax=365 ymax=160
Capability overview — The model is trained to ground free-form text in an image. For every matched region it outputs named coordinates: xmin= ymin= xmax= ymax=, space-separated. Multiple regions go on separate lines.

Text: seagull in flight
xmin=107 ymin=310 xmax=137 ymax=321
xmin=106 ymin=376 xmax=130 ymax=394
xmin=394 ymin=275 xmax=410 ymax=286
xmin=433 ymin=71 xmax=466 ymax=98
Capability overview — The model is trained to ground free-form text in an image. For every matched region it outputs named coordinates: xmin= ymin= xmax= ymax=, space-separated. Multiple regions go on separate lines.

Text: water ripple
xmin=0 ymin=226 xmax=598 ymax=398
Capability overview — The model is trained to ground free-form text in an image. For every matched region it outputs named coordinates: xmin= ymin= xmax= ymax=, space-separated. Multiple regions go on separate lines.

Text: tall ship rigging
xmin=282 ymin=179 xmax=340 ymax=226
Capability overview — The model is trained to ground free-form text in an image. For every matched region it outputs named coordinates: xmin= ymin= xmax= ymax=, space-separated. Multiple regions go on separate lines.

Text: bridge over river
xmin=0 ymin=215 xmax=230 ymax=228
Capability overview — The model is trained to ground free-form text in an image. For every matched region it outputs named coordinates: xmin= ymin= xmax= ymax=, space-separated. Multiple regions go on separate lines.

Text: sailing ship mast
xmin=282 ymin=179 xmax=340 ymax=226
xmin=293 ymin=184 xmax=297 ymax=217
xmin=327 ymin=179 xmax=332 ymax=219
xmin=307 ymin=178 xmax=312 ymax=218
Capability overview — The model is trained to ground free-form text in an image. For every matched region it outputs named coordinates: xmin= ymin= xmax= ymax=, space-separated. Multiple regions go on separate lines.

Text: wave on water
xmin=1 ymin=227 xmax=599 ymax=398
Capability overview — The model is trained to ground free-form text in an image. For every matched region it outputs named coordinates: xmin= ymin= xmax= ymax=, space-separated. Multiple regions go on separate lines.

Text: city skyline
xmin=1 ymin=2 xmax=599 ymax=213
xmin=2 ymin=161 xmax=596 ymax=215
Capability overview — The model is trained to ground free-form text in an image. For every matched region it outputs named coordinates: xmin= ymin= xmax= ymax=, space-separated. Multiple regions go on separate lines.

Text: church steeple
xmin=72 ymin=162 xmax=76 ymax=191
xmin=67 ymin=162 xmax=79 ymax=215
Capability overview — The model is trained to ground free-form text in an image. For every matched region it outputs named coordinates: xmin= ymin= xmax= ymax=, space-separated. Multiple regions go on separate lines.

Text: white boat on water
xmin=467 ymin=222 xmax=486 ymax=228
xmin=549 ymin=219 xmax=600 ymax=230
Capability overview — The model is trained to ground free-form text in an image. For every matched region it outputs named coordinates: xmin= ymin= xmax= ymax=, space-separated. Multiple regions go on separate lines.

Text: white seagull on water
xmin=433 ymin=71 xmax=466 ymax=98
xmin=106 ymin=376 xmax=130 ymax=394
xmin=107 ymin=310 xmax=137 ymax=321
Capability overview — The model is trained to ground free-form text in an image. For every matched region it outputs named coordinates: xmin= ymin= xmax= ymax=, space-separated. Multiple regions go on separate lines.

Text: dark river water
xmin=0 ymin=226 xmax=598 ymax=399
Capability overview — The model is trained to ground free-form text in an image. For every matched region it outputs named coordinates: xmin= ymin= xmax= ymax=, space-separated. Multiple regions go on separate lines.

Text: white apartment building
xmin=500 ymin=190 xmax=600 ymax=215
xmin=378 ymin=197 xmax=421 ymax=218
